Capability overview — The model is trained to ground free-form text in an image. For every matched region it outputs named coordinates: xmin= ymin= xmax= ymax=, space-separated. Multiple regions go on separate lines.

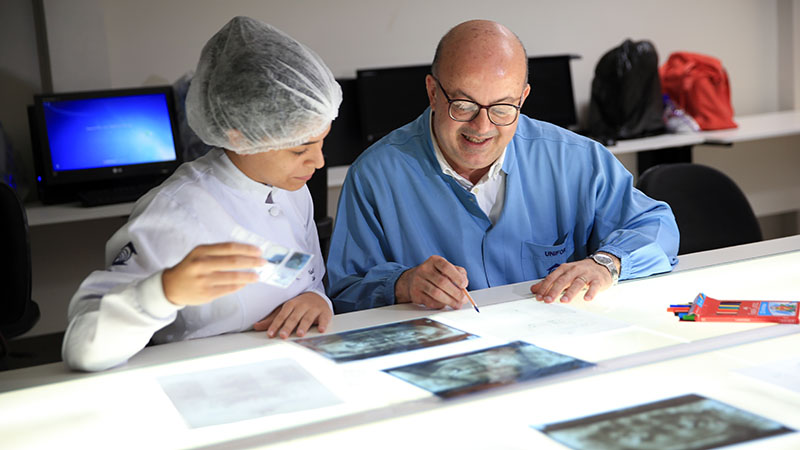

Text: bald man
xmin=328 ymin=20 xmax=679 ymax=313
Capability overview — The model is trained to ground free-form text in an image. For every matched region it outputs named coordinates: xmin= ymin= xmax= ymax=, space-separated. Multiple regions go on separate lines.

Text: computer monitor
xmin=29 ymin=86 xmax=182 ymax=204
xmin=323 ymin=78 xmax=365 ymax=167
xmin=523 ymin=54 xmax=579 ymax=129
xmin=356 ymin=64 xmax=431 ymax=147
xmin=355 ymin=56 xmax=579 ymax=148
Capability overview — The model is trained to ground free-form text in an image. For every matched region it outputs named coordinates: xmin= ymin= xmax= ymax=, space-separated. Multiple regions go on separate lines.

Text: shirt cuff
xmin=385 ymin=268 xmax=407 ymax=306
xmin=138 ymin=271 xmax=185 ymax=319
xmin=597 ymin=246 xmax=629 ymax=280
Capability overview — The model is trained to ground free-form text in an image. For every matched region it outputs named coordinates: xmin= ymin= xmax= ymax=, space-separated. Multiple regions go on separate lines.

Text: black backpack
xmin=586 ymin=39 xmax=665 ymax=143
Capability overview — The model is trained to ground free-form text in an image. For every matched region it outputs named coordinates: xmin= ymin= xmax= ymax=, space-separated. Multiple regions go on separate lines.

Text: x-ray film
xmin=385 ymin=340 xmax=594 ymax=398
xmin=294 ymin=318 xmax=477 ymax=362
xmin=533 ymin=394 xmax=794 ymax=450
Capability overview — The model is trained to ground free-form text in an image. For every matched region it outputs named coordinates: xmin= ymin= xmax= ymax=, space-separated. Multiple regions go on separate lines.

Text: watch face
xmin=594 ymin=254 xmax=612 ymax=265
xmin=592 ymin=253 xmax=619 ymax=283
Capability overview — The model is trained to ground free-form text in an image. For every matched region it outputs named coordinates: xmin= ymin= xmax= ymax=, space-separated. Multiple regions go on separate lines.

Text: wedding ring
xmin=577 ymin=276 xmax=589 ymax=285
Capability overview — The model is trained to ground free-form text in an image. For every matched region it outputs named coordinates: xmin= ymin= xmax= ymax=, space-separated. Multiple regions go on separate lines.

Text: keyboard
xmin=77 ymin=183 xmax=156 ymax=207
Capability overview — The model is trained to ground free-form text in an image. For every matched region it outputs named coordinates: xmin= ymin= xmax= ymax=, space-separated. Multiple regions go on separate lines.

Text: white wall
xmin=794 ymin=0 xmax=800 ymax=108
xmin=47 ymin=0 xmax=783 ymax=118
xmin=44 ymin=0 xmax=111 ymax=92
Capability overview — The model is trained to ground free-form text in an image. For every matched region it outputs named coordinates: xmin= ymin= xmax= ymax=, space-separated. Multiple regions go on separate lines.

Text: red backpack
xmin=659 ymin=52 xmax=737 ymax=130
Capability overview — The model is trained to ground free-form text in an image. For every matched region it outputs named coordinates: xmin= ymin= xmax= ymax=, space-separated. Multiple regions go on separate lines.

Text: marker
xmin=463 ymin=289 xmax=480 ymax=313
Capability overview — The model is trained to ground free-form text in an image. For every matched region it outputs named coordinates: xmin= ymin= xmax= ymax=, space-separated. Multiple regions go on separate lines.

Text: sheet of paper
xmin=158 ymin=358 xmax=341 ymax=428
xmin=434 ymin=298 xmax=629 ymax=343
xmin=736 ymin=357 xmax=800 ymax=394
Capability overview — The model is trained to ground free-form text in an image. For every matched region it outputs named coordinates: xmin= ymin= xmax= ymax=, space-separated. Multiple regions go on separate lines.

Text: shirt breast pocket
xmin=520 ymin=237 xmax=575 ymax=281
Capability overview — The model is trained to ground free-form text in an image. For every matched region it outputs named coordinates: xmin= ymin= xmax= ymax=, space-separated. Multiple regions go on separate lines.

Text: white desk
xmin=603 ymin=110 xmax=800 ymax=155
xmin=263 ymin=334 xmax=800 ymax=450
xmin=701 ymin=110 xmax=800 ymax=144
xmin=606 ymin=132 xmax=704 ymax=155
xmin=25 ymin=200 xmax=136 ymax=226
xmin=1 ymin=236 xmax=799 ymax=449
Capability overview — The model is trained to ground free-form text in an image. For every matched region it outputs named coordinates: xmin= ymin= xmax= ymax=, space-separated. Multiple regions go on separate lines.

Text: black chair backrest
xmin=636 ymin=163 xmax=762 ymax=255
xmin=0 ymin=181 xmax=34 ymax=329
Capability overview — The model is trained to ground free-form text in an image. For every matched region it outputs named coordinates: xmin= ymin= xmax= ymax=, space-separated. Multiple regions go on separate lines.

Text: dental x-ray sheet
xmin=385 ymin=340 xmax=594 ymax=398
xmin=533 ymin=394 xmax=794 ymax=450
xmin=294 ymin=318 xmax=477 ymax=363
xmin=231 ymin=225 xmax=313 ymax=288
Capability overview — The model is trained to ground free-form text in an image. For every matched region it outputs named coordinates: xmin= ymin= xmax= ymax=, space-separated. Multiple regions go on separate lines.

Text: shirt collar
xmin=428 ymin=110 xmax=506 ymax=188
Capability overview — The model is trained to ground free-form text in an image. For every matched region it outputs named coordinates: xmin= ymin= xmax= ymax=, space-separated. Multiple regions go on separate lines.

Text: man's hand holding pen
xmin=395 ymin=255 xmax=470 ymax=310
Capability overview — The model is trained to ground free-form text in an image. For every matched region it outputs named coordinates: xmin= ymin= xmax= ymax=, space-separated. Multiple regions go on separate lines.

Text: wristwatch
xmin=589 ymin=253 xmax=619 ymax=285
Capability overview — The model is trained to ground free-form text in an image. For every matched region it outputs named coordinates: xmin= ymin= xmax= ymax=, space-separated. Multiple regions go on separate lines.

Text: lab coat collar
xmin=213 ymin=150 xmax=276 ymax=202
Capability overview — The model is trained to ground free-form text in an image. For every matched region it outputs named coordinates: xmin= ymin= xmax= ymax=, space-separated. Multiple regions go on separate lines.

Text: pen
xmin=463 ymin=288 xmax=480 ymax=313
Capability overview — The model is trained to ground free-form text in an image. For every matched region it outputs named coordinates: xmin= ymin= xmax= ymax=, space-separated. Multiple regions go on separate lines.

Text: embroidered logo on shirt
xmin=546 ymin=263 xmax=560 ymax=274
xmin=545 ymin=248 xmax=567 ymax=257
xmin=112 ymin=242 xmax=137 ymax=266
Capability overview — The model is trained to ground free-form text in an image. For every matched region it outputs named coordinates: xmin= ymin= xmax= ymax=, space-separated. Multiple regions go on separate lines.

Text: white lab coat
xmin=62 ymin=150 xmax=330 ymax=372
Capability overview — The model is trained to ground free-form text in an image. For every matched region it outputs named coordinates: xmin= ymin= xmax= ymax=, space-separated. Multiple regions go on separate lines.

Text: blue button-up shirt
xmin=328 ymin=109 xmax=679 ymax=313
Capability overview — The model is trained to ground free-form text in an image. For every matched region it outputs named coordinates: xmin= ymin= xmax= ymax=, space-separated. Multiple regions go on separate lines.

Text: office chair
xmin=0 ymin=181 xmax=40 ymax=360
xmin=636 ymin=163 xmax=762 ymax=255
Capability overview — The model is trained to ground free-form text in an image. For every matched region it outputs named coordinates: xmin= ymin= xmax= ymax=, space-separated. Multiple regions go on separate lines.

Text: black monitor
xmin=356 ymin=64 xmax=431 ymax=147
xmin=524 ymin=54 xmax=579 ymax=129
xmin=324 ymin=78 xmax=365 ymax=167
xmin=354 ymin=56 xmax=579 ymax=148
xmin=29 ymin=86 xmax=182 ymax=205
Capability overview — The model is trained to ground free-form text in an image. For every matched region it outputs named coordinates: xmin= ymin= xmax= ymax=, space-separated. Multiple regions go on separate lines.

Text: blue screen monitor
xmin=31 ymin=86 xmax=182 ymax=204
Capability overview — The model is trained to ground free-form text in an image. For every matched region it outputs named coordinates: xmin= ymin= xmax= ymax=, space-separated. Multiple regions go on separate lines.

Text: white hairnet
xmin=187 ymin=16 xmax=341 ymax=154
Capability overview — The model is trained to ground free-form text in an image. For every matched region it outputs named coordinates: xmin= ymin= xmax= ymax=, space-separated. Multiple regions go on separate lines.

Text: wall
xmin=778 ymin=0 xmax=800 ymax=109
xmin=44 ymin=0 xmax=111 ymax=92
xmin=0 ymin=0 xmax=42 ymax=201
xmin=795 ymin=0 xmax=800 ymax=108
xmin=7 ymin=0 xmax=800 ymax=337
xmin=49 ymin=0 xmax=782 ymax=116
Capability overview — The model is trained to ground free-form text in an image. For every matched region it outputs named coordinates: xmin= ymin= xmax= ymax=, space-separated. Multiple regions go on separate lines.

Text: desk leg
xmin=637 ymin=146 xmax=693 ymax=175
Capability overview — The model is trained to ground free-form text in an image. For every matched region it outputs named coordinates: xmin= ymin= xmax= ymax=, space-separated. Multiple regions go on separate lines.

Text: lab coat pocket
xmin=520 ymin=237 xmax=575 ymax=280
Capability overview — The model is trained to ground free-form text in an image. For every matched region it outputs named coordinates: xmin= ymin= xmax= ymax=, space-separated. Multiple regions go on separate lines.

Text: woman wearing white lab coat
xmin=62 ymin=16 xmax=342 ymax=372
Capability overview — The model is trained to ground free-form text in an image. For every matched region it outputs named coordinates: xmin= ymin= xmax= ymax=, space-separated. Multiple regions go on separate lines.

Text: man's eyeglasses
xmin=432 ymin=76 xmax=522 ymax=126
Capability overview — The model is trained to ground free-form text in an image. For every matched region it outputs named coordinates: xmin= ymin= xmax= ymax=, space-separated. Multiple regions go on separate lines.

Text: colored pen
xmin=463 ymin=289 xmax=480 ymax=313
